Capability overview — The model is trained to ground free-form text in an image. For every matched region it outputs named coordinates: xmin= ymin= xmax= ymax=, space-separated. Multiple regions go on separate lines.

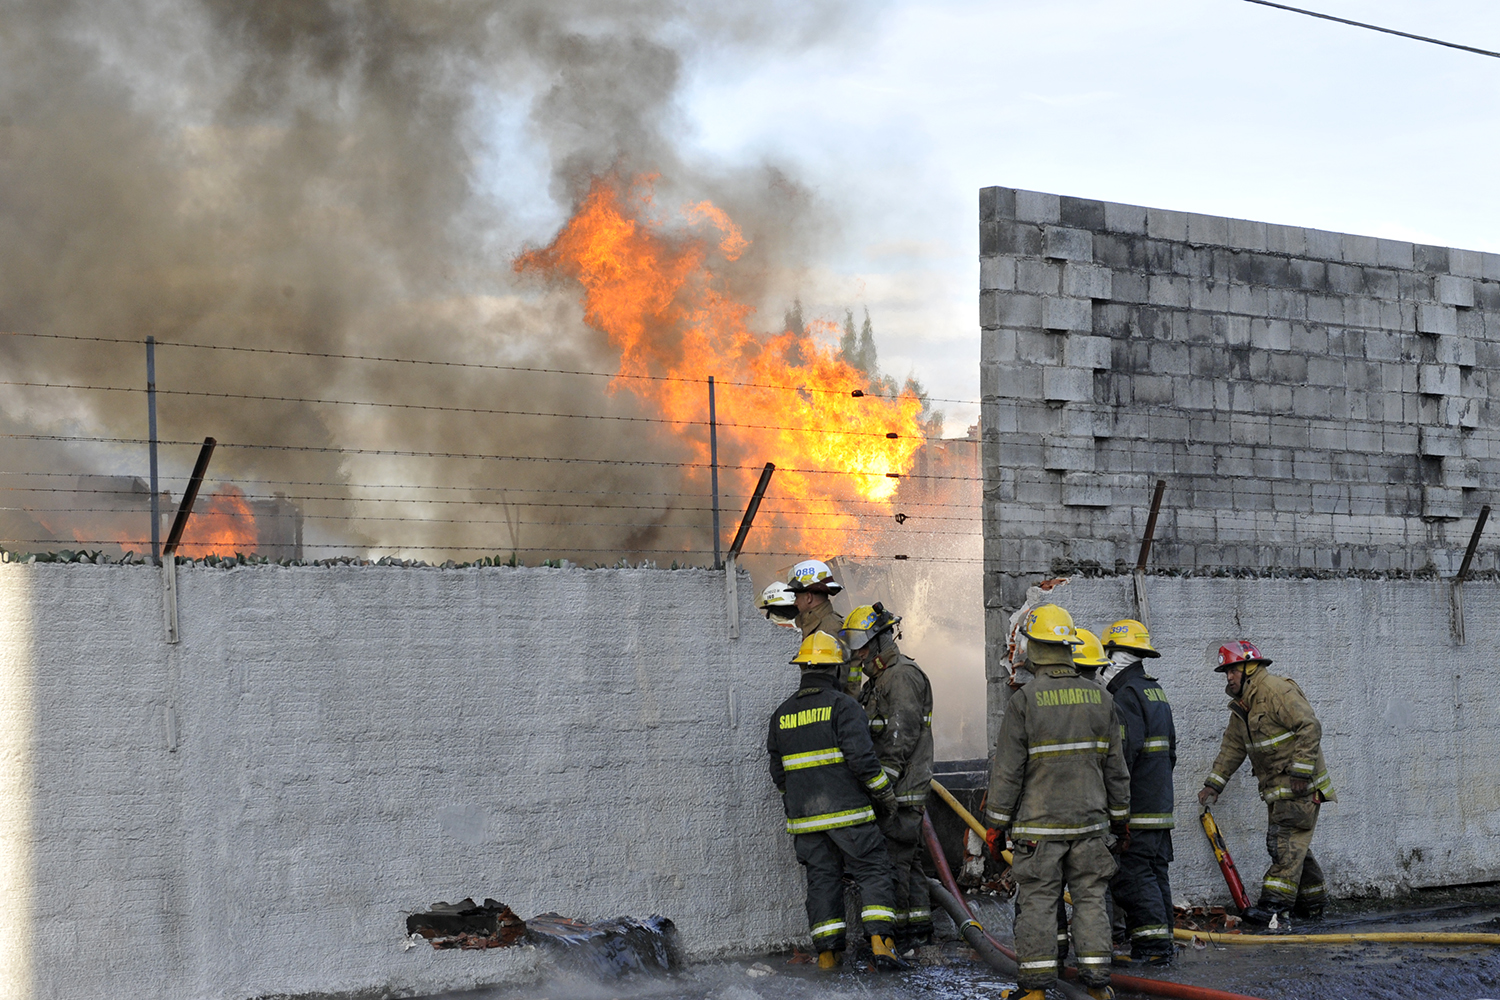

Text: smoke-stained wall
xmin=0 ymin=563 xmax=805 ymax=1000
xmin=979 ymin=186 xmax=1500 ymax=900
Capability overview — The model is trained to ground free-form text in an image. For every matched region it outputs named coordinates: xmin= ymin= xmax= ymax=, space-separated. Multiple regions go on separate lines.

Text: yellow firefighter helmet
xmin=1103 ymin=618 xmax=1161 ymax=658
xmin=1073 ymin=628 xmax=1110 ymax=668
xmin=841 ymin=602 xmax=901 ymax=651
xmin=790 ymin=630 xmax=849 ymax=667
xmin=1023 ymin=603 xmax=1083 ymax=646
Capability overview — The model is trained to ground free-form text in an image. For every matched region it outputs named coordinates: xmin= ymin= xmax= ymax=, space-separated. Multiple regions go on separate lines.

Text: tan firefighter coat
xmin=859 ymin=652 xmax=934 ymax=809
xmin=1204 ymin=667 xmax=1336 ymax=804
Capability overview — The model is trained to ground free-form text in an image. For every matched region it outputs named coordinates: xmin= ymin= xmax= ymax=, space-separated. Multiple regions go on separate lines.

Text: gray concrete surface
xmin=0 ymin=562 xmax=807 ymax=1000
xmin=988 ymin=575 xmax=1500 ymax=908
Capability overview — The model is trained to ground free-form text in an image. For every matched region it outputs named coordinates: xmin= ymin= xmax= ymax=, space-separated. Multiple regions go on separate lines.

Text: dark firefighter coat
xmin=859 ymin=652 xmax=934 ymax=810
xmin=1105 ymin=662 xmax=1177 ymax=831
xmin=1205 ymin=667 xmax=1336 ymax=804
xmin=796 ymin=601 xmax=860 ymax=694
xmin=768 ymin=669 xmax=892 ymax=834
xmin=986 ymin=663 xmax=1131 ymax=841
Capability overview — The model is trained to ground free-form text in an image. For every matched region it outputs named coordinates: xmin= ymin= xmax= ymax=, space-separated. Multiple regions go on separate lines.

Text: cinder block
xmin=980 ymin=186 xmax=1017 ymax=221
xmin=981 ymin=291 xmax=1043 ymax=329
xmin=1251 ymin=319 xmax=1292 ymax=352
xmin=1061 ymin=472 xmax=1111 ymax=507
xmin=1267 ymin=224 xmax=1309 ymax=257
xmin=1419 ymin=364 xmax=1461 ymax=396
xmin=1064 ymin=335 xmax=1112 ymax=370
xmin=1229 ymin=285 xmax=1270 ymax=316
xmin=1418 ymin=303 xmax=1458 ymax=335
xmin=1186 ymin=213 xmax=1228 ymax=246
xmin=1419 ymin=426 xmax=1461 ymax=456
xmin=1436 ymin=335 xmax=1476 ymax=368
xmin=1306 ymin=295 xmax=1344 ymax=325
xmin=1484 ymin=253 xmax=1500 ymax=281
xmin=1441 ymin=396 xmax=1480 ymax=429
xmin=1436 ymin=275 xmax=1475 ymax=307
xmin=1306 ymin=357 xmax=1345 ymax=386
xmin=1042 ymin=366 xmax=1094 ymax=402
xmin=979 ymin=257 xmax=1016 ymax=291
xmin=1043 ymin=436 xmax=1096 ymax=471
xmin=1042 ymin=296 xmax=1093 ymax=332
xmin=1340 ymin=233 xmax=1379 ymax=265
xmin=1145 ymin=208 xmax=1188 ymax=242
xmin=1060 ymin=404 xmax=1106 ymax=438
xmin=1103 ymin=201 xmax=1147 ymax=235
xmin=1016 ymin=259 xmax=1061 ymax=294
xmin=1147 ymin=275 xmax=1189 ymax=308
xmin=1423 ymin=486 xmax=1465 ymax=520
xmin=1016 ymin=190 xmax=1061 ymax=224
xmin=1450 ymin=249 xmax=1485 ymax=278
xmin=981 ymin=362 xmax=1041 ymax=399
xmin=1442 ymin=457 xmax=1481 ymax=489
xmin=1130 ymin=374 xmax=1174 ymax=405
xmin=1044 ymin=227 xmax=1093 ymax=262
xmin=1062 ymin=263 xmax=1112 ymax=299
xmin=1378 ymin=239 xmax=1414 ymax=269
xmin=1227 ymin=218 xmax=1268 ymax=251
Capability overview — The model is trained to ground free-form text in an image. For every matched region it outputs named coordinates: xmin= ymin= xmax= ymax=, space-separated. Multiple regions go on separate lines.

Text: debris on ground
xmin=406 ymin=898 xmax=528 ymax=950
xmin=1176 ymin=905 xmax=1244 ymax=934
xmin=525 ymin=912 xmax=680 ymax=977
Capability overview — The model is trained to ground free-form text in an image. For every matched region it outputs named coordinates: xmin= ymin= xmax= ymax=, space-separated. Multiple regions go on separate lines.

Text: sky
xmin=671 ymin=0 xmax=1500 ymax=433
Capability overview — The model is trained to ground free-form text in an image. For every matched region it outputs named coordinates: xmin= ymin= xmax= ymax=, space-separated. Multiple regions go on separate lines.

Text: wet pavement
xmin=427 ymin=886 xmax=1500 ymax=1000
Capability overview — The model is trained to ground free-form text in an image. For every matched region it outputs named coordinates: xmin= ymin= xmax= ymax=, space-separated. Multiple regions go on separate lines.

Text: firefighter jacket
xmin=986 ymin=661 xmax=1131 ymax=841
xmin=859 ymin=652 xmax=934 ymax=810
xmin=1204 ymin=668 xmax=1336 ymax=804
xmin=796 ymin=601 xmax=860 ymax=694
xmin=768 ymin=669 xmax=893 ymax=834
xmin=1105 ymin=662 xmax=1177 ymax=831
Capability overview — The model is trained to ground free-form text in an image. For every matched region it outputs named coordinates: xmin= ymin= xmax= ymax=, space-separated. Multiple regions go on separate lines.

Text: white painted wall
xmin=987 ymin=576 xmax=1500 ymax=906
xmin=0 ymin=563 xmax=808 ymax=1000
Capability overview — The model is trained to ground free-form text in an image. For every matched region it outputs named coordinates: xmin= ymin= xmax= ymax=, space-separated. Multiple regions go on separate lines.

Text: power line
xmin=0 ymin=380 xmax=933 ymax=440
xmin=1237 ymin=0 xmax=1500 ymax=59
xmin=0 ymin=330 xmax=982 ymax=406
xmin=0 ymin=433 xmax=984 ymax=481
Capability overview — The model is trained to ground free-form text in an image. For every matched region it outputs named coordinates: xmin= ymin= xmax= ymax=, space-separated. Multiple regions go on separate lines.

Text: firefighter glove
xmin=984 ymin=826 xmax=1008 ymax=862
xmin=872 ymin=786 xmax=899 ymax=817
xmin=1109 ymin=819 xmax=1131 ymax=855
xmin=1289 ymin=777 xmax=1309 ymax=795
xmin=1198 ymin=786 xmax=1219 ymax=807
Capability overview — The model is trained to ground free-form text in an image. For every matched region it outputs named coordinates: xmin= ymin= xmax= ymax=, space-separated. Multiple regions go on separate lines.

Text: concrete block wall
xmin=980 ymin=185 xmax=1500 ymax=619
xmin=0 ymin=563 xmax=806 ymax=1000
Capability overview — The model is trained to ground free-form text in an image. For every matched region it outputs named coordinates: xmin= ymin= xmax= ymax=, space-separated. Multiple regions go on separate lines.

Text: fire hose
xmin=1190 ymin=808 xmax=1500 ymax=947
xmin=921 ymin=811 xmax=1267 ymax=1000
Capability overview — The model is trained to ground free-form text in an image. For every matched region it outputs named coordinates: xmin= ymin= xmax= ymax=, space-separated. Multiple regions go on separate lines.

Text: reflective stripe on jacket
xmin=768 ymin=669 xmax=888 ymax=834
xmin=1106 ymin=663 xmax=1177 ymax=830
xmin=1205 ymin=669 xmax=1336 ymax=804
xmin=859 ymin=652 xmax=934 ymax=808
xmin=986 ymin=663 xmax=1131 ymax=841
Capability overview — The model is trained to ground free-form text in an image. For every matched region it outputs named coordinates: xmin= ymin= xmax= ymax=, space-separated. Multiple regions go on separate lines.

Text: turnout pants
xmin=1261 ymin=800 xmax=1326 ymax=915
xmin=878 ymin=806 xmax=932 ymax=943
xmin=794 ymin=821 xmax=896 ymax=952
xmin=1109 ymin=829 xmax=1174 ymax=958
xmin=1012 ymin=836 xmax=1117 ymax=991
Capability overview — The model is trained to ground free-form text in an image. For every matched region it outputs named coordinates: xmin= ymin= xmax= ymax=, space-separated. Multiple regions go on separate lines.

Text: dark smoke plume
xmin=0 ymin=0 xmax=857 ymax=560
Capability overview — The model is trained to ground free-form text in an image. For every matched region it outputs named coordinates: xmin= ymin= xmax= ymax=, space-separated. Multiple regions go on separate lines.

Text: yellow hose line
xmin=1175 ymin=928 xmax=1500 ymax=947
xmin=929 ymin=779 xmax=1014 ymax=866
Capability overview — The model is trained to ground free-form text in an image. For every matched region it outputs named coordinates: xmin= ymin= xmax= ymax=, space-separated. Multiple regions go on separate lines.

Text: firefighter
xmin=768 ymin=630 xmax=906 ymax=971
xmin=843 ymin=602 xmax=935 ymax=950
xmin=1073 ymin=628 xmax=1110 ymax=682
xmin=786 ymin=559 xmax=858 ymax=693
xmin=756 ymin=581 xmax=800 ymax=629
xmin=1101 ymin=619 xmax=1177 ymax=966
xmin=1198 ymin=640 xmax=1335 ymax=927
xmin=985 ymin=604 xmax=1131 ymax=1000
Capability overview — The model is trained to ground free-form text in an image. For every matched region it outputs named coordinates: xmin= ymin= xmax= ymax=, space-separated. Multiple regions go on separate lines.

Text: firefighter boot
xmin=816 ymin=950 xmax=841 ymax=970
xmin=1087 ymin=988 xmax=1115 ymax=1000
xmin=1241 ymin=905 xmax=1290 ymax=932
xmin=1000 ymin=991 xmax=1046 ymax=1000
xmin=869 ymin=935 xmax=910 ymax=971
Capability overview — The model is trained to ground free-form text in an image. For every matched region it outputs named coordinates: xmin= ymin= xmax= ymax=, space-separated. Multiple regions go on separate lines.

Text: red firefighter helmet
xmin=1216 ymin=639 xmax=1273 ymax=672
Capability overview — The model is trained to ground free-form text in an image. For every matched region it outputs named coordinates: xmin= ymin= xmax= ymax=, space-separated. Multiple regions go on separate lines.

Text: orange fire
xmin=177 ymin=485 xmax=258 ymax=558
xmin=516 ymin=177 xmax=928 ymax=556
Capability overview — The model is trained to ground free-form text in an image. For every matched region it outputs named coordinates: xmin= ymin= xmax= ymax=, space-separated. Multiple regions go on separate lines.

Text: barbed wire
xmin=0 ymin=331 xmax=982 ymax=406
xmin=0 ymin=379 xmax=939 ymax=439
xmin=0 ymin=433 xmax=985 ymax=481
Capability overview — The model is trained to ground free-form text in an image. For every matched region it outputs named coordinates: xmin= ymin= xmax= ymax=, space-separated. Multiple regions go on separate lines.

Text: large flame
xmin=177 ymin=485 xmax=258 ymax=558
xmin=516 ymin=177 xmax=927 ymax=556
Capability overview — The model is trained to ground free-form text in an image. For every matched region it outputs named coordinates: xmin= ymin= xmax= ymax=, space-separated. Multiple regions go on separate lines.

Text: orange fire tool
xmin=1200 ymin=807 xmax=1251 ymax=912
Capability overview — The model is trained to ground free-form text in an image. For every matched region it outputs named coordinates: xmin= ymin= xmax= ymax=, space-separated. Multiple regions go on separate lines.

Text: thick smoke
xmin=0 ymin=0 xmax=856 ymax=560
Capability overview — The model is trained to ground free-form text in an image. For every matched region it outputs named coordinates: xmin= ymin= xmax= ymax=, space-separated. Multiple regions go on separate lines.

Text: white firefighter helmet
xmin=756 ymin=581 xmax=799 ymax=626
xmin=787 ymin=558 xmax=843 ymax=595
